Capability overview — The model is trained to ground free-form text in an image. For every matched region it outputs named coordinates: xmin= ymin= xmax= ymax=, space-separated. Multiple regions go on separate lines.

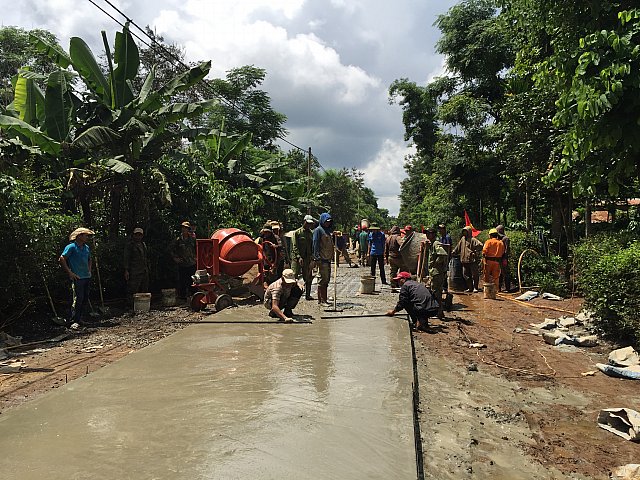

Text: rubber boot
xmin=305 ymin=282 xmax=313 ymax=300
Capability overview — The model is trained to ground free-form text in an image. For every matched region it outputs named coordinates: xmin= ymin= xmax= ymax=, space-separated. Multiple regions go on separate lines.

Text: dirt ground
xmin=1 ymin=268 xmax=639 ymax=479
xmin=415 ymin=291 xmax=640 ymax=479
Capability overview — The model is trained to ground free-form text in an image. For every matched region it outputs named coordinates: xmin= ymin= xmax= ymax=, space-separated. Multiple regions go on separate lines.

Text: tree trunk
xmin=585 ymin=198 xmax=592 ymax=238
xmin=109 ymin=185 xmax=122 ymax=238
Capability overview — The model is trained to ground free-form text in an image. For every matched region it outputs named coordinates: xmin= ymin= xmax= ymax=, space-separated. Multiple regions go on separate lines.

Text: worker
xmin=437 ymin=223 xmax=452 ymax=293
xmin=385 ymin=225 xmax=405 ymax=288
xmin=425 ymin=227 xmax=448 ymax=319
xmin=124 ymin=227 xmax=150 ymax=298
xmin=334 ymin=230 xmax=357 ymax=267
xmin=270 ymin=220 xmax=289 ymax=275
xmin=482 ymin=228 xmax=506 ymax=291
xmin=264 ymin=268 xmax=302 ymax=322
xmin=291 ymin=214 xmax=316 ymax=300
xmin=256 ymin=224 xmax=282 ymax=284
xmin=313 ymin=212 xmax=334 ymax=306
xmin=496 ymin=224 xmax=511 ymax=292
xmin=385 ymin=271 xmax=440 ymax=331
xmin=368 ymin=223 xmax=387 ymax=285
xmin=358 ymin=223 xmax=369 ymax=267
xmin=452 ymin=226 xmax=483 ymax=292
xmin=59 ymin=227 xmax=95 ymax=328
xmin=171 ymin=221 xmax=196 ymax=300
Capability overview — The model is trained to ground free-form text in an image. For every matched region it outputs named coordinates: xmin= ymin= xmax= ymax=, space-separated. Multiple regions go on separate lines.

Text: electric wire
xmin=90 ymin=0 xmax=321 ymax=162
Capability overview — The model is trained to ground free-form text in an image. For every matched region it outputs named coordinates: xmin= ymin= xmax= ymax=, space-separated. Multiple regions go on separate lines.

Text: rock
xmin=531 ymin=319 xmax=557 ymax=330
xmin=467 ymin=363 xmax=478 ymax=372
xmin=557 ymin=316 xmax=578 ymax=328
xmin=574 ymin=335 xmax=598 ymax=347
xmin=543 ymin=331 xmax=570 ymax=345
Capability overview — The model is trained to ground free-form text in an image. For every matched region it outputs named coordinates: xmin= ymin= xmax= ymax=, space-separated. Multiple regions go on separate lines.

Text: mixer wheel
xmin=190 ymin=292 xmax=207 ymax=311
xmin=215 ymin=294 xmax=234 ymax=311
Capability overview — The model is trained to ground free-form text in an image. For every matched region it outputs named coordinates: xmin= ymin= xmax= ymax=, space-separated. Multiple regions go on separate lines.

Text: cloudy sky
xmin=3 ymin=0 xmax=458 ymax=215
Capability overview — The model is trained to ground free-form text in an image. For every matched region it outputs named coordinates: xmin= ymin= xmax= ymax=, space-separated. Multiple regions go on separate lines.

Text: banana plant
xmin=0 ymin=23 xmax=218 ymax=227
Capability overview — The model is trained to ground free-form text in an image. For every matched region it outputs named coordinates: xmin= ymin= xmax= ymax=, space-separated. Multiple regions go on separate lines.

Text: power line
xmin=91 ymin=0 xmax=315 ymax=158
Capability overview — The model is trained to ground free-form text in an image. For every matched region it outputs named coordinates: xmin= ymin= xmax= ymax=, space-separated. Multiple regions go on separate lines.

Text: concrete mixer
xmin=190 ymin=228 xmax=268 ymax=311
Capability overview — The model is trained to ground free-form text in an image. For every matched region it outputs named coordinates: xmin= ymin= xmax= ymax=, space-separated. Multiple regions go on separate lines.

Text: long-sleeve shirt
xmin=482 ymin=238 xmax=505 ymax=260
xmin=385 ymin=234 xmax=402 ymax=259
xmin=291 ymin=226 xmax=313 ymax=260
xmin=394 ymin=280 xmax=439 ymax=313
xmin=452 ymin=236 xmax=483 ymax=263
xmin=428 ymin=240 xmax=448 ymax=276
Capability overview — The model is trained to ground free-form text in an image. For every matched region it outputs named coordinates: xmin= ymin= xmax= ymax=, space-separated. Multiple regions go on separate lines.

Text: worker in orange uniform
xmin=482 ymin=228 xmax=505 ymax=290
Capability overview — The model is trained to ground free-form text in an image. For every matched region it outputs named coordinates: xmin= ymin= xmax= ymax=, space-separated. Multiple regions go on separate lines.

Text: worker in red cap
xmin=385 ymin=271 xmax=439 ymax=331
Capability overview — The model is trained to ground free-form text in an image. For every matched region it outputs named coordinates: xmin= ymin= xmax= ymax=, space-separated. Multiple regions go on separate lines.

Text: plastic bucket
xmin=161 ymin=288 xmax=176 ymax=307
xmin=483 ymin=283 xmax=496 ymax=300
xmin=359 ymin=275 xmax=376 ymax=294
xmin=133 ymin=293 xmax=152 ymax=313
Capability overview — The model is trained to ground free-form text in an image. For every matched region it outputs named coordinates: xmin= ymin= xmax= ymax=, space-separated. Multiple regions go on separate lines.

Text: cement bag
xmin=597 ymin=408 xmax=640 ymax=441
xmin=609 ymin=346 xmax=640 ymax=367
xmin=611 ymin=464 xmax=640 ymax=480
xmin=399 ymin=232 xmax=426 ymax=274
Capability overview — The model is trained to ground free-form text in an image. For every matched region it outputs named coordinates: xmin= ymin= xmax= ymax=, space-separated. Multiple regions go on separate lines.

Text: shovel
xmin=42 ymin=276 xmax=67 ymax=326
xmin=92 ymin=239 xmax=110 ymax=315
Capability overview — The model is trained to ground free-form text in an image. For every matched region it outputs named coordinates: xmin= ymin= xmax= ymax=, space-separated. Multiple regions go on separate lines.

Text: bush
xmin=0 ymin=175 xmax=79 ymax=326
xmin=574 ymin=234 xmax=640 ymax=346
xmin=506 ymin=230 xmax=566 ymax=295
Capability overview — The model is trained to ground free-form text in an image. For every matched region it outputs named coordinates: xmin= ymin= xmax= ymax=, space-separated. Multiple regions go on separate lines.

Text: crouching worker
xmin=385 ymin=271 xmax=439 ymax=331
xmin=264 ymin=268 xmax=303 ymax=322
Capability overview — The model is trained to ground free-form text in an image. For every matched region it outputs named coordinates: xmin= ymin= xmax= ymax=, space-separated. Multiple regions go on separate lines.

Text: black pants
xmin=370 ymin=254 xmax=386 ymax=284
xmin=405 ymin=304 xmax=436 ymax=326
xmin=178 ymin=265 xmax=196 ymax=298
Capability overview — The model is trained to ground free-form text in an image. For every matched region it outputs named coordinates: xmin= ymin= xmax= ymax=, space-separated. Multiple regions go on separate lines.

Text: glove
xmin=284 ymin=317 xmax=294 ymax=323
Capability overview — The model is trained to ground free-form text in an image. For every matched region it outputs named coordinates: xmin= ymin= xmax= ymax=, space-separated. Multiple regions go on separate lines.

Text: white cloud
xmin=3 ymin=0 xmax=460 ymax=215
xmin=362 ymin=139 xmax=415 ymax=216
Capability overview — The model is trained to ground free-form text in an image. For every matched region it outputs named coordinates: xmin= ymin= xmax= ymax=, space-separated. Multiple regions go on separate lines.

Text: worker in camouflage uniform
xmin=124 ymin=227 xmax=150 ymax=297
xmin=171 ymin=221 xmax=196 ymax=299
xmin=425 ymin=227 xmax=448 ymax=319
xmin=291 ymin=214 xmax=316 ymax=300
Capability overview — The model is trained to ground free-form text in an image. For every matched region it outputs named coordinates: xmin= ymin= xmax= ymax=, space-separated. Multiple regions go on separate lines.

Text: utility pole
xmin=307 ymin=147 xmax=312 ymax=214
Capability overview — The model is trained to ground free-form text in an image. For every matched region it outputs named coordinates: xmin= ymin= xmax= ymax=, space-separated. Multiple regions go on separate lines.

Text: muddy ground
xmin=1 ymin=265 xmax=639 ymax=479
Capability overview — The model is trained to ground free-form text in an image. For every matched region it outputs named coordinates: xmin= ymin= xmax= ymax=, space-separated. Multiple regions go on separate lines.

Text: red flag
xmin=464 ymin=210 xmax=482 ymax=237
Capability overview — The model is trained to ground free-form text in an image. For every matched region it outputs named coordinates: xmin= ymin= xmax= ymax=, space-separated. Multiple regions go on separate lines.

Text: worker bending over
xmin=386 ymin=272 xmax=440 ymax=331
xmin=264 ymin=269 xmax=303 ymax=322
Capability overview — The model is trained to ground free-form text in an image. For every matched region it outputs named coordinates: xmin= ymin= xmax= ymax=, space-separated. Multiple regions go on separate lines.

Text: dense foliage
xmin=0 ymin=25 xmax=387 ymax=327
xmin=390 ymin=0 xmax=640 ymax=342
xmin=574 ymin=234 xmax=640 ymax=346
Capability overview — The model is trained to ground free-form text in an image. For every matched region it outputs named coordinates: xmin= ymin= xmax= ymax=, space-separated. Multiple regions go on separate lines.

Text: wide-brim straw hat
xmin=69 ymin=227 xmax=95 ymax=241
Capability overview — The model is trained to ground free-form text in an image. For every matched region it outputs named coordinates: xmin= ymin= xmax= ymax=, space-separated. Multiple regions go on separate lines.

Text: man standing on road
xmin=438 ymin=223 xmax=452 ymax=293
xmin=425 ymin=227 xmax=448 ymax=319
xmin=385 ymin=271 xmax=440 ymax=331
xmin=171 ymin=221 xmax=196 ymax=300
xmin=368 ymin=223 xmax=387 ymax=285
xmin=59 ymin=227 xmax=95 ymax=328
xmin=452 ymin=226 xmax=483 ymax=292
xmin=291 ymin=214 xmax=316 ymax=300
xmin=385 ymin=225 xmax=404 ymax=288
xmin=496 ymin=224 xmax=511 ymax=292
xmin=264 ymin=269 xmax=303 ymax=322
xmin=482 ymin=228 xmax=505 ymax=291
xmin=124 ymin=227 xmax=150 ymax=298
xmin=313 ymin=212 xmax=334 ymax=306
xmin=358 ymin=223 xmax=369 ymax=267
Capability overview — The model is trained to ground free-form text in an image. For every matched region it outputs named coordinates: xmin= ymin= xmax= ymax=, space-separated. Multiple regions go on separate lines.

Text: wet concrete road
xmin=0 ymin=277 xmax=416 ymax=479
